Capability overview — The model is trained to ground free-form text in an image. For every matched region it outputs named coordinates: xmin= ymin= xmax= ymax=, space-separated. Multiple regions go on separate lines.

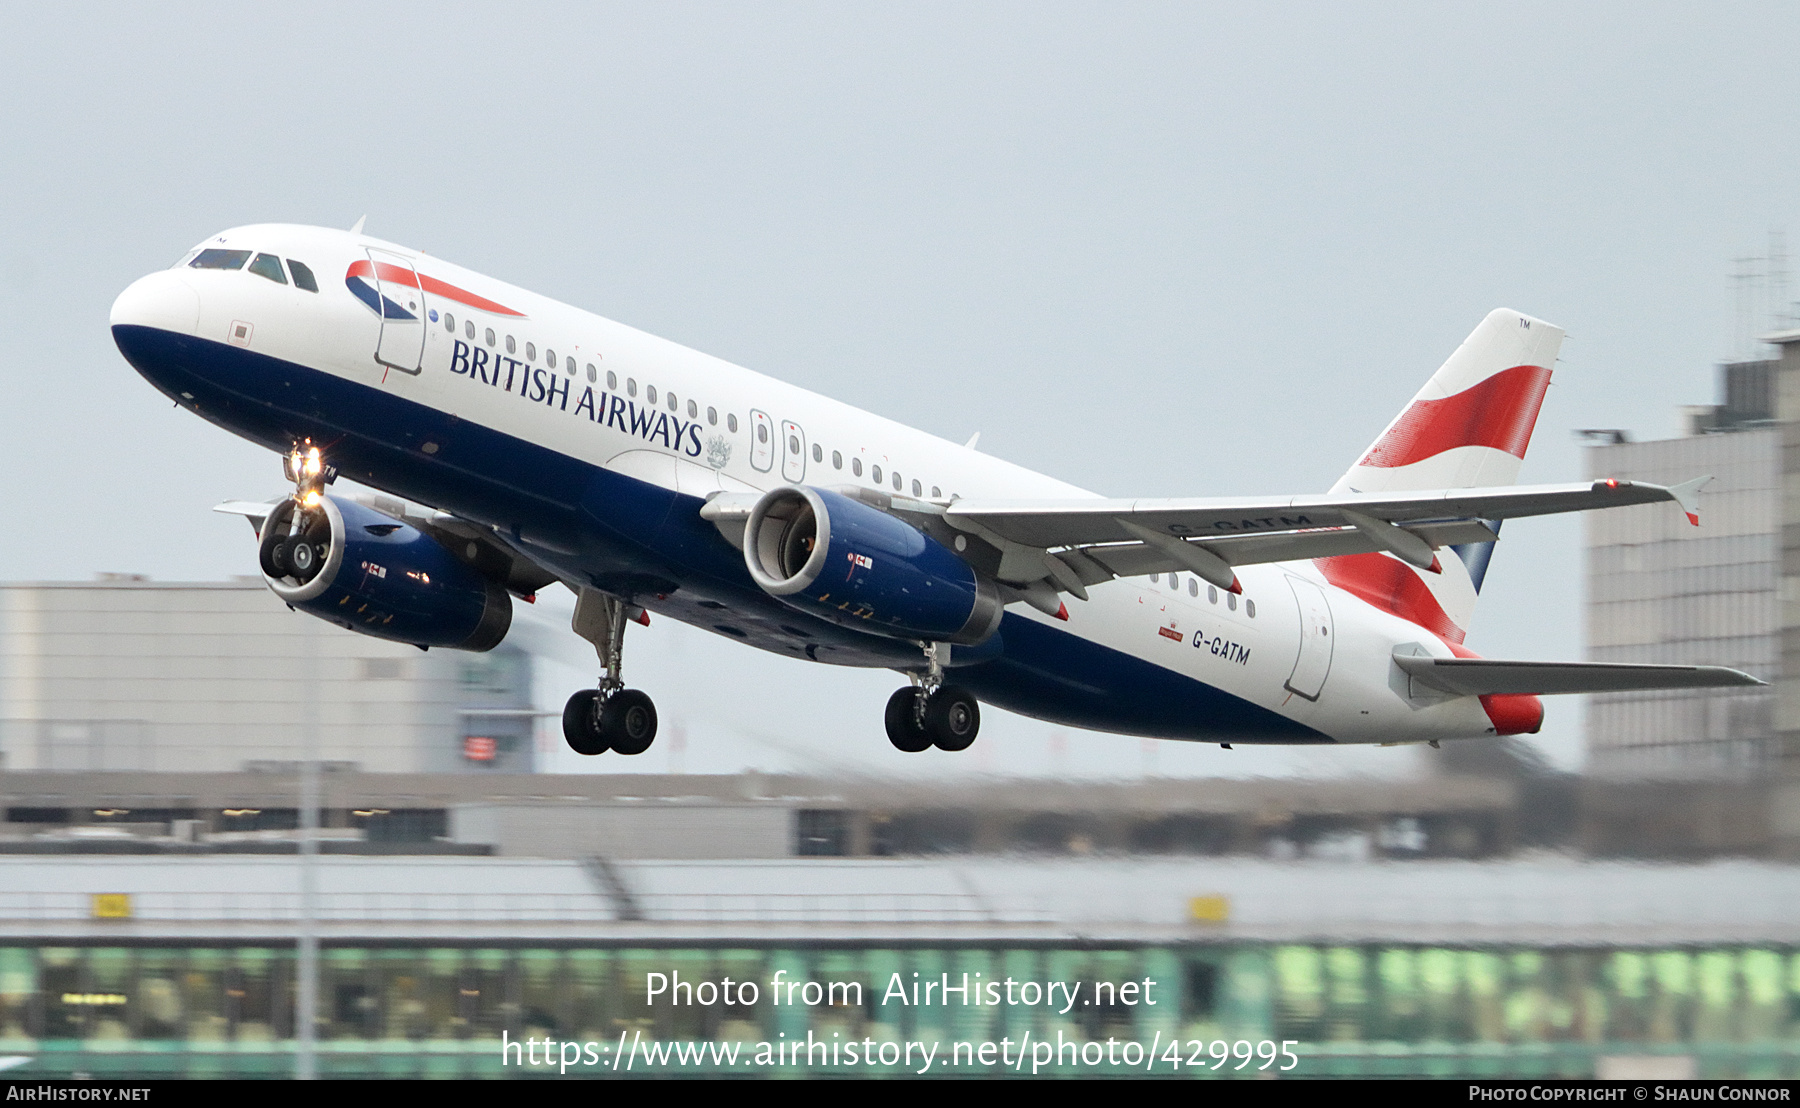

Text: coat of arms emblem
xmin=706 ymin=435 xmax=731 ymax=470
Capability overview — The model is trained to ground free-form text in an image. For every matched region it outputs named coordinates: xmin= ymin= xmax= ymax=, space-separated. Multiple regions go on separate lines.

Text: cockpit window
xmin=247 ymin=253 xmax=287 ymax=285
xmin=189 ymin=248 xmax=251 ymax=270
xmin=287 ymin=259 xmax=319 ymax=292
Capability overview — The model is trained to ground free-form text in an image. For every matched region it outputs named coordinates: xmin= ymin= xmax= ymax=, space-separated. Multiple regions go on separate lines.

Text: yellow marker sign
xmin=91 ymin=893 xmax=132 ymax=919
xmin=1189 ymin=895 xmax=1229 ymax=923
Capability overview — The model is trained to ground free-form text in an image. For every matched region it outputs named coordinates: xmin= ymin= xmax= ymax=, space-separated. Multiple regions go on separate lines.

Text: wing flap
xmin=1393 ymin=653 xmax=1763 ymax=696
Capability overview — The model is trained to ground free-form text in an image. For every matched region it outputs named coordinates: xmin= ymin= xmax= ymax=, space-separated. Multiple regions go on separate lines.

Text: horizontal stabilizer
xmin=1393 ymin=652 xmax=1763 ymax=697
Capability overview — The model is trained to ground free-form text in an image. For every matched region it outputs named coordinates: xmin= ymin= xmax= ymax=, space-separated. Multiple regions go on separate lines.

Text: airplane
xmin=109 ymin=223 xmax=1760 ymax=757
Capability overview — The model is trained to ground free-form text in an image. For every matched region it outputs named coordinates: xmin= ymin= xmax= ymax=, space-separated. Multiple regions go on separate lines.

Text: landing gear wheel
xmin=884 ymin=687 xmax=932 ymax=752
xmin=924 ymin=685 xmax=980 ymax=751
xmin=287 ymin=537 xmax=320 ymax=579
xmin=562 ymin=689 xmax=607 ymax=755
xmin=261 ymin=537 xmax=291 ymax=579
xmin=602 ymin=689 xmax=658 ymax=755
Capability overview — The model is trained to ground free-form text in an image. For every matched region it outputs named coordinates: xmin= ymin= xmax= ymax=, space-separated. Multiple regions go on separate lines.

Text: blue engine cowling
xmin=257 ymin=494 xmax=512 ymax=651
xmin=743 ymin=486 xmax=1002 ymax=645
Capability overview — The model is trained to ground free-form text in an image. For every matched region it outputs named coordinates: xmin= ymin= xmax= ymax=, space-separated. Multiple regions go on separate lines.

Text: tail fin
xmin=1318 ymin=309 xmax=1563 ymax=644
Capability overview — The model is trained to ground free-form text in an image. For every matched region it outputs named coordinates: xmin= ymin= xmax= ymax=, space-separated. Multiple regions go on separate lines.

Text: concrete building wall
xmin=0 ymin=579 xmax=534 ymax=774
xmin=450 ymin=802 xmax=791 ymax=859
xmin=1584 ymin=429 xmax=1778 ymax=777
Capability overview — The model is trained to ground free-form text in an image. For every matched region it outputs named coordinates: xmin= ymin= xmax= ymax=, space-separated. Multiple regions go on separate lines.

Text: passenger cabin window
xmin=505 ymin=335 xmax=516 ymax=355
xmin=189 ymin=248 xmax=251 ymax=270
xmin=465 ymin=321 xmax=475 ymax=340
xmin=688 ymin=400 xmax=697 ymax=418
xmin=756 ymin=422 xmax=768 ymax=444
xmin=812 ymin=444 xmax=823 ymax=463
xmin=892 ymin=471 xmax=902 ymax=491
xmin=707 ymin=407 xmax=717 ymax=426
xmin=668 ymin=392 xmax=678 ymax=412
xmin=485 ymin=328 xmax=496 ymax=347
xmin=1227 ymin=593 xmax=1238 ymax=611
xmin=546 ymin=348 xmax=556 ymax=366
xmin=1189 ymin=579 xmax=1199 ymax=597
xmin=247 ymin=253 xmax=286 ymax=284
xmin=1151 ymin=573 xmax=1160 ymax=584
xmin=931 ymin=486 xmax=940 ymax=498
xmin=608 ymin=371 xmax=617 ymax=390
xmin=287 ymin=259 xmax=319 ymax=292
xmin=443 ymin=313 xmax=456 ymax=332
xmin=912 ymin=479 xmax=922 ymax=496
xmin=1246 ymin=599 xmax=1257 ymax=618
xmin=525 ymin=342 xmax=536 ymax=362
xmin=852 ymin=458 xmax=862 ymax=476
xmin=647 ymin=385 xmax=658 ymax=405
xmin=871 ymin=465 xmax=882 ymax=484
xmin=627 ymin=379 xmax=638 ymax=397
xmin=727 ymin=413 xmax=738 ymax=432
xmin=1208 ymin=586 xmax=1218 ymax=604
xmin=832 ymin=451 xmax=843 ymax=469
xmin=586 ymin=363 xmax=597 ymax=383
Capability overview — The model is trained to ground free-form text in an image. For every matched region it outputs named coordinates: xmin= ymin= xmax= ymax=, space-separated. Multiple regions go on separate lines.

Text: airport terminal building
xmin=0 ymin=854 xmax=1796 ymax=1079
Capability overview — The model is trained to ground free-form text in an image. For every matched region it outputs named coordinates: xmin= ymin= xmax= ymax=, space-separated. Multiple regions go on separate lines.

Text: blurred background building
xmin=1582 ymin=359 xmax=1779 ymax=778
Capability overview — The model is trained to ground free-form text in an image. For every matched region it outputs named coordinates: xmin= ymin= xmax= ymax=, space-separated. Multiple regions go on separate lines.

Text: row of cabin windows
xmin=437 ymin=312 xmax=944 ymax=497
xmin=1149 ymin=572 xmax=1256 ymax=617
xmin=188 ymin=249 xmax=319 ymax=292
xmin=794 ymin=437 xmax=943 ymax=497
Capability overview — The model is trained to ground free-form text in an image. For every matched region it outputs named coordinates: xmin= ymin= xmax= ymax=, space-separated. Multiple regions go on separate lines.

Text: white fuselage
xmin=112 ymin=223 xmax=1502 ymax=746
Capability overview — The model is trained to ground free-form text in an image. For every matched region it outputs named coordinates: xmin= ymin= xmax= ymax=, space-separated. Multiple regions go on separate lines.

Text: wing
xmin=1393 ymin=654 xmax=1763 ymax=697
xmin=928 ymin=476 xmax=1709 ymax=605
xmin=700 ymin=476 xmax=1707 ymax=618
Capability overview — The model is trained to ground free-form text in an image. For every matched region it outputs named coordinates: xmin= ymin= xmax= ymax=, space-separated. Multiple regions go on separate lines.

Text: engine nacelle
xmin=744 ymin=486 xmax=1002 ymax=645
xmin=258 ymin=494 xmax=511 ymax=651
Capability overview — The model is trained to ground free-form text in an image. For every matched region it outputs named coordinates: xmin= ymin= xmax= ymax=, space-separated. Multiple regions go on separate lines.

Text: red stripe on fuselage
xmin=1321 ymin=563 xmax=1544 ymax=734
xmin=1315 ymin=552 xmax=1465 ymax=644
xmin=1359 ymin=364 xmax=1552 ymax=469
xmin=344 ymin=260 xmax=525 ymax=317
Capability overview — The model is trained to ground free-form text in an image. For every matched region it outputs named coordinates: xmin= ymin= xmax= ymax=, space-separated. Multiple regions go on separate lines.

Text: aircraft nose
xmin=111 ymin=270 xmax=200 ymax=334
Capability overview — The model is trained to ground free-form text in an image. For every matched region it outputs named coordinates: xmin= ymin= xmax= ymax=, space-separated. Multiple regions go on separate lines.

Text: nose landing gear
xmin=562 ymin=589 xmax=658 ymax=756
xmin=884 ymin=643 xmax=981 ymax=753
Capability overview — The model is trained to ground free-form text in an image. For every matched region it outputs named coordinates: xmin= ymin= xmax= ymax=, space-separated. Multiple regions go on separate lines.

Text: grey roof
xmin=0 ymin=854 xmax=1795 ymax=946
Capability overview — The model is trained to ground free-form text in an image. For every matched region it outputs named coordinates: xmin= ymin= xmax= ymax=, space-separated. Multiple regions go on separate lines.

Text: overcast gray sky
xmin=4 ymin=2 xmax=1798 ymax=776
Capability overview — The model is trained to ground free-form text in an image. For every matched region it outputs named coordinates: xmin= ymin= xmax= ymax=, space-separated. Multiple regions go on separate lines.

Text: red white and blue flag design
xmin=345 ymin=259 xmax=525 ymax=320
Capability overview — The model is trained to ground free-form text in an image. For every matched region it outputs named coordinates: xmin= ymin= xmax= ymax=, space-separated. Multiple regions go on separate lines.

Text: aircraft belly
xmin=115 ymin=323 xmax=1335 ymax=741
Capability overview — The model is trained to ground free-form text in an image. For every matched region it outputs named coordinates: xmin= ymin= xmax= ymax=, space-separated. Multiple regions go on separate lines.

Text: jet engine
xmin=743 ymin=486 xmax=1001 ymax=645
xmin=258 ymin=494 xmax=512 ymax=651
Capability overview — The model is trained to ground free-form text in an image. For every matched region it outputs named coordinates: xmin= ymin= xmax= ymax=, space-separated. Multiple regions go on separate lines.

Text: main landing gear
xmin=562 ymin=589 xmax=657 ymax=756
xmin=885 ymin=643 xmax=981 ymax=753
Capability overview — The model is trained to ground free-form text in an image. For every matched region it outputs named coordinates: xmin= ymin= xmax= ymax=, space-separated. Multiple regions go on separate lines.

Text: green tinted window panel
xmin=862 ymin=949 xmax=908 ymax=1039
xmin=1653 ymin=950 xmax=1694 ymax=996
xmin=944 ymin=949 xmax=994 ymax=1043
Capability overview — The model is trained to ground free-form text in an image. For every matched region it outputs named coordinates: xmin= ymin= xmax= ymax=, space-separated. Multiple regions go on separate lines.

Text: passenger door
xmin=367 ymin=248 xmax=425 ymax=375
xmin=780 ymin=419 xmax=807 ymax=483
xmin=1283 ymin=575 xmax=1335 ymax=701
xmin=749 ymin=410 xmax=775 ymax=472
